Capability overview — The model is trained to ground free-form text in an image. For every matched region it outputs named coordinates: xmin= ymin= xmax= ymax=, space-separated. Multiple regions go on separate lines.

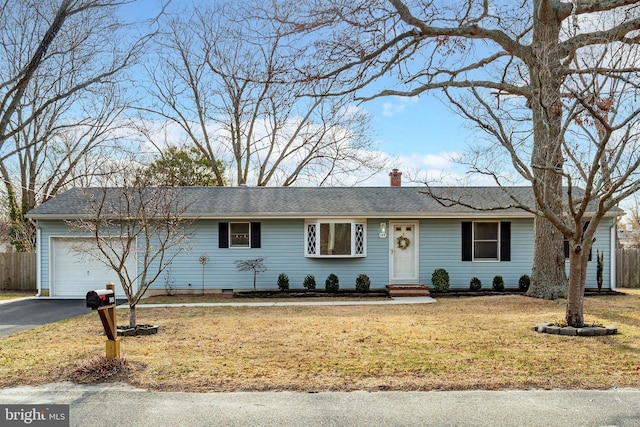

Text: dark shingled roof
xmin=25 ymin=186 xmax=623 ymax=219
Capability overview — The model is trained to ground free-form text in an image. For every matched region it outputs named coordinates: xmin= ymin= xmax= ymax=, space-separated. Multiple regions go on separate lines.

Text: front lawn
xmin=0 ymin=291 xmax=35 ymax=301
xmin=1 ymin=290 xmax=639 ymax=392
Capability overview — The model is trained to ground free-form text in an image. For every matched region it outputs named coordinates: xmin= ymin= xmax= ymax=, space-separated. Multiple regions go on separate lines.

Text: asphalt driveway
xmin=0 ymin=299 xmax=91 ymax=337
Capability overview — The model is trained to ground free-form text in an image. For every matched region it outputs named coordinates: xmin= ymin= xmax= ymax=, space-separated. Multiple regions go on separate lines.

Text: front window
xmin=306 ymin=220 xmax=365 ymax=257
xmin=320 ymin=223 xmax=351 ymax=255
xmin=474 ymin=222 xmax=499 ymax=261
xmin=230 ymin=222 xmax=250 ymax=248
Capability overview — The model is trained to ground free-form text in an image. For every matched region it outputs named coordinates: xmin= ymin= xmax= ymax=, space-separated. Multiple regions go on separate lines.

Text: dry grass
xmin=140 ymin=294 xmax=389 ymax=304
xmin=0 ymin=291 xmax=35 ymax=301
xmin=1 ymin=290 xmax=640 ymax=392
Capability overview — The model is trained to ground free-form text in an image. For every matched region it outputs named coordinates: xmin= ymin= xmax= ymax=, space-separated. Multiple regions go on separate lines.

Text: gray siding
xmin=160 ymin=219 xmax=390 ymax=291
xmin=36 ymin=216 xmax=615 ymax=294
xmin=419 ymin=218 xmax=534 ymax=289
xmin=418 ymin=217 xmax=613 ymax=289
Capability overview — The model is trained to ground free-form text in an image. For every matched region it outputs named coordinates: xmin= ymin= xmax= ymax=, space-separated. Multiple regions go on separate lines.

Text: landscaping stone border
xmin=117 ymin=324 xmax=159 ymax=337
xmin=534 ymin=322 xmax=617 ymax=336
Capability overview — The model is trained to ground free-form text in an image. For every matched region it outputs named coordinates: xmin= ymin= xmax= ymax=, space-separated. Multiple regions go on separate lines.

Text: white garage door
xmin=51 ymin=237 xmax=137 ymax=298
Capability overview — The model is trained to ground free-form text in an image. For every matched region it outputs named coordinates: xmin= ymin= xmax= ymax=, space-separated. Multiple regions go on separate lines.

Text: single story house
xmin=25 ymin=176 xmax=622 ymax=298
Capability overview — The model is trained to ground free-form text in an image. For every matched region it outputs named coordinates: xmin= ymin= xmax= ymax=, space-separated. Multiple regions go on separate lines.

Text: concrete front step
xmin=386 ymin=284 xmax=430 ymax=297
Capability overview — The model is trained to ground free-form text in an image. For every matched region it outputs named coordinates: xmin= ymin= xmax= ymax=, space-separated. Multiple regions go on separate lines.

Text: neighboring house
xmin=617 ymin=223 xmax=640 ymax=248
xmin=25 ymin=175 xmax=622 ymax=298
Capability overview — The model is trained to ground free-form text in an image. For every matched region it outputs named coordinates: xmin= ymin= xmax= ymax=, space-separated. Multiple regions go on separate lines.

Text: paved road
xmin=0 ymin=299 xmax=90 ymax=337
xmin=1 ymin=382 xmax=639 ymax=427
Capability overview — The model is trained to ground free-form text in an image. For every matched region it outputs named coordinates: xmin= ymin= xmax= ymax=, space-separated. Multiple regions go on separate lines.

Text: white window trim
xmin=472 ymin=221 xmax=500 ymax=262
xmin=304 ymin=219 xmax=367 ymax=258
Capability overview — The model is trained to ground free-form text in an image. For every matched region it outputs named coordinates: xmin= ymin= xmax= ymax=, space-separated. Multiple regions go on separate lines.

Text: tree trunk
xmin=529 ymin=216 xmax=567 ymax=299
xmin=566 ymin=241 xmax=589 ymax=327
xmin=129 ymin=305 xmax=137 ymax=328
xmin=526 ymin=0 xmax=567 ymax=300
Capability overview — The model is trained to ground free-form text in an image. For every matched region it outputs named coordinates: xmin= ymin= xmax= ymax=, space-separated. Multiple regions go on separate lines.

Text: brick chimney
xmin=389 ymin=169 xmax=402 ymax=187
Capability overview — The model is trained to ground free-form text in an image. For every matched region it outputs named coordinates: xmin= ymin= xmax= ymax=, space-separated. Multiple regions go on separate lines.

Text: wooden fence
xmin=617 ymin=248 xmax=640 ymax=288
xmin=0 ymin=252 xmax=36 ymax=291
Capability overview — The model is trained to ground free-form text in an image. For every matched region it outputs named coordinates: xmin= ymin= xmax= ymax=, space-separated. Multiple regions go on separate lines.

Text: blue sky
xmin=121 ymin=0 xmax=478 ymax=188
xmin=363 ymin=94 xmax=473 ymax=186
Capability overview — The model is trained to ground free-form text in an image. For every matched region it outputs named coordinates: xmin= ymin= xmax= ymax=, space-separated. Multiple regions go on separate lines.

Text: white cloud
xmin=398 ymin=152 xmax=463 ymax=170
xmin=382 ymin=102 xmax=405 ymax=117
xmin=381 ymin=96 xmax=419 ymax=117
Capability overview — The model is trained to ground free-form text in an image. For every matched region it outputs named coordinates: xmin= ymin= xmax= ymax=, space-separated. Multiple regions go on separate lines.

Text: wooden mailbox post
xmin=86 ymin=282 xmax=120 ymax=358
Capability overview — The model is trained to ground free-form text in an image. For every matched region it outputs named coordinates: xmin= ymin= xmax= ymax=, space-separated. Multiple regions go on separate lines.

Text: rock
xmin=605 ymin=326 xmax=618 ymax=335
xmin=559 ymin=327 xmax=577 ymax=336
xmin=534 ymin=323 xmax=553 ymax=332
xmin=545 ymin=326 xmax=561 ymax=335
xmin=577 ymin=328 xmax=596 ymax=336
xmin=593 ymin=327 xmax=608 ymax=336
xmin=117 ymin=324 xmax=159 ymax=337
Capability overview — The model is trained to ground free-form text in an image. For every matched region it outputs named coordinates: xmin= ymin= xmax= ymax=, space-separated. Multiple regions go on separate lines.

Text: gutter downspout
xmin=610 ymin=219 xmax=617 ymax=291
xmin=29 ymin=218 xmax=42 ymax=297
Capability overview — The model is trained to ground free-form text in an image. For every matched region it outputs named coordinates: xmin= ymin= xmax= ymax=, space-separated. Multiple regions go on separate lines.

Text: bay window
xmin=305 ymin=220 xmax=366 ymax=257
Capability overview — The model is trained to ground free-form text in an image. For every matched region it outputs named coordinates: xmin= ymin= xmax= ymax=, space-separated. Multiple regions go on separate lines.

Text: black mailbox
xmin=86 ymin=289 xmax=116 ymax=309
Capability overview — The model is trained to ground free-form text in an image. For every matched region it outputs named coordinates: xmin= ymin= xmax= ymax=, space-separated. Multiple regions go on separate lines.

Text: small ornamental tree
xmin=492 ymin=275 xmax=505 ymax=292
xmin=519 ymin=275 xmax=531 ymax=292
xmin=68 ymin=186 xmax=193 ymax=328
xmin=597 ymin=250 xmax=604 ymax=293
xmin=470 ymin=277 xmax=482 ymax=292
xmin=235 ymin=258 xmax=267 ymax=292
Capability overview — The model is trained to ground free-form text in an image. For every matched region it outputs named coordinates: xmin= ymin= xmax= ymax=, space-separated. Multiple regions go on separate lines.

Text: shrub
xmin=355 ymin=274 xmax=371 ymax=293
xmin=597 ymin=250 xmax=604 ymax=292
xmin=431 ymin=268 xmax=450 ymax=292
xmin=72 ymin=356 xmax=130 ymax=383
xmin=277 ymin=273 xmax=289 ymax=290
xmin=325 ymin=274 xmax=340 ymax=292
xmin=518 ymin=274 xmax=530 ymax=292
xmin=492 ymin=275 xmax=505 ymax=292
xmin=303 ymin=274 xmax=316 ymax=290
xmin=469 ymin=277 xmax=482 ymax=291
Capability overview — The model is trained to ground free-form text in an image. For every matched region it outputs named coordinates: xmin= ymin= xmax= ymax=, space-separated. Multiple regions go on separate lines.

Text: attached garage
xmin=49 ymin=237 xmax=136 ymax=298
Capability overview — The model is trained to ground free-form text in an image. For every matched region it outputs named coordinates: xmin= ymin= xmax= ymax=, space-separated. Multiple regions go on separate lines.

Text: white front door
xmin=389 ymin=222 xmax=419 ymax=283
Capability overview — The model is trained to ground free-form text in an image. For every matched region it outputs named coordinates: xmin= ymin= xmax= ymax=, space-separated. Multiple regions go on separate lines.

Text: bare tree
xmin=622 ymin=194 xmax=640 ymax=248
xmin=283 ymin=0 xmax=640 ymax=326
xmin=67 ymin=183 xmax=193 ymax=328
xmin=141 ymin=0 xmax=386 ymax=187
xmin=0 ymin=0 xmax=161 ymax=250
xmin=235 ymin=258 xmax=267 ymax=292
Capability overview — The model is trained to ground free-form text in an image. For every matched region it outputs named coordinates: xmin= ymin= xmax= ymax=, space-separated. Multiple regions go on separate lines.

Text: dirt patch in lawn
xmin=1 ymin=291 xmax=640 ymax=392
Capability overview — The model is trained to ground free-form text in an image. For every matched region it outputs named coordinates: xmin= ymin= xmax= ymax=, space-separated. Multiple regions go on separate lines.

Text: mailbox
xmin=86 ymin=289 xmax=116 ymax=309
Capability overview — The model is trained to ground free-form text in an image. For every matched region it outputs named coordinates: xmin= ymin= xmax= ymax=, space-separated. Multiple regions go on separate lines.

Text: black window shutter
xmin=500 ymin=222 xmax=511 ymax=261
xmin=462 ymin=222 xmax=472 ymax=261
xmin=219 ymin=222 xmax=229 ymax=248
xmin=251 ymin=222 xmax=261 ymax=248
